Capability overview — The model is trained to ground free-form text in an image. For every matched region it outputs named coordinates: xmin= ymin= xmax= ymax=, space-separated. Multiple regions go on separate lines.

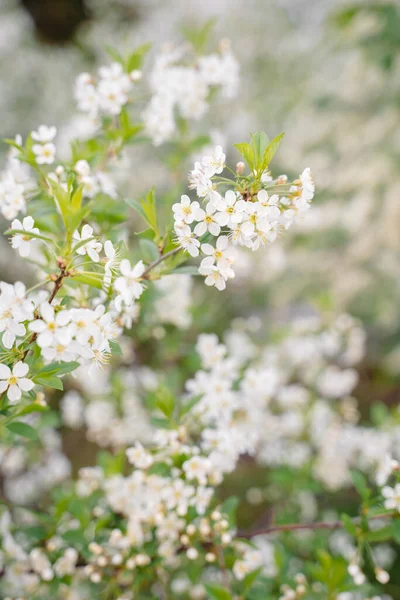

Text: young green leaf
xmin=204 ymin=584 xmax=232 ymax=600
xmin=6 ymin=421 xmax=39 ymax=441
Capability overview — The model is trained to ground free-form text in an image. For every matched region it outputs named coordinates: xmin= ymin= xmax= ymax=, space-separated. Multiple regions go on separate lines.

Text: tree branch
xmin=237 ymin=511 xmax=396 ymax=539
xmin=142 ymin=247 xmax=181 ymax=279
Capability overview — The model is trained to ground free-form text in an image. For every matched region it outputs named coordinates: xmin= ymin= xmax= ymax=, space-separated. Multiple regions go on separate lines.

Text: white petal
xmin=12 ymin=361 xmax=29 ymax=378
xmin=40 ymin=302 xmax=54 ymax=323
xmin=37 ymin=330 xmax=53 ymax=348
xmin=29 ymin=319 xmax=47 ymax=333
xmin=8 ymin=384 xmax=21 ymax=403
xmin=0 ymin=364 xmax=11 ymax=378
xmin=22 ymin=216 xmax=35 ymax=230
xmin=119 ymin=259 xmax=131 ymax=276
xmin=17 ymin=378 xmax=34 ymax=392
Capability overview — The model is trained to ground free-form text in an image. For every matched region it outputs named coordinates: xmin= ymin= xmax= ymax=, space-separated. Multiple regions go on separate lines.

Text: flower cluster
xmin=75 ymin=62 xmax=140 ymax=118
xmin=173 ymin=144 xmax=314 ymax=289
xmin=143 ymin=41 xmax=239 ymax=145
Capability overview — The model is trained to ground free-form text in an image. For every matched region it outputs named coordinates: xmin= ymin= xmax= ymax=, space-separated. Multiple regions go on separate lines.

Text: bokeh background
xmin=1 ymin=0 xmax=400 ymax=596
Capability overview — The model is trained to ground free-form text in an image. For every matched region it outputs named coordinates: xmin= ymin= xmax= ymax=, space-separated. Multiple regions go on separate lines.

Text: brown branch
xmin=237 ymin=511 xmax=396 ymax=539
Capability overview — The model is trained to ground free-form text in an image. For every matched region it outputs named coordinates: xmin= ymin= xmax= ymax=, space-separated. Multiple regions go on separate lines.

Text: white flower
xmin=194 ymin=203 xmax=221 ymax=237
xmin=0 ymin=361 xmax=34 ymax=403
xmin=241 ymin=202 xmax=271 ymax=238
xmin=74 ymin=160 xmax=91 ymax=177
xmin=172 ymin=195 xmax=200 ymax=225
xmin=214 ymin=190 xmax=247 ymax=227
xmin=31 ymin=125 xmax=57 ymax=143
xmin=188 ymin=162 xmax=213 ymax=198
xmin=73 ymin=224 xmax=102 ymax=262
xmin=382 ymin=484 xmax=400 ymax=512
xmin=201 ymin=145 xmax=226 ymax=177
xmin=114 ymin=259 xmax=145 ymax=307
xmin=201 ymin=235 xmax=235 ymax=271
xmin=126 ymin=442 xmax=153 ymax=469
xmin=32 ymin=142 xmax=56 ymax=165
xmin=0 ymin=282 xmax=34 ymax=349
xmin=11 ymin=216 xmax=39 ymax=257
xmin=376 ymin=454 xmax=399 ymax=486
xmin=176 ymin=225 xmax=200 ymax=257
xmin=300 ymin=167 xmax=315 ymax=200
xmin=182 ymin=456 xmax=212 ymax=485
xmin=103 ymin=240 xmax=120 ymax=288
xmin=257 ymin=190 xmax=281 ymax=220
xmin=28 ymin=302 xmax=71 ymax=348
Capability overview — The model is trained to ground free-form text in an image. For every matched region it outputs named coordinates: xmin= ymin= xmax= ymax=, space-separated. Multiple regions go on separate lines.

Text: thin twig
xmin=142 ymin=247 xmax=181 ymax=279
xmin=237 ymin=511 xmax=396 ymax=539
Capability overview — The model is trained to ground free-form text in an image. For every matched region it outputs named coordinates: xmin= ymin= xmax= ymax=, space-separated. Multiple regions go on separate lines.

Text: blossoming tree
xmin=0 ymin=29 xmax=400 ymax=600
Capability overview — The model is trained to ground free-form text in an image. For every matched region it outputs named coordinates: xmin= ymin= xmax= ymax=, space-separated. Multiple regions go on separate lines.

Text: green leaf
xmin=392 ymin=520 xmax=400 ymax=543
xmin=366 ymin=524 xmax=393 ymax=542
xmin=260 ymin=132 xmax=284 ymax=172
xmin=350 ymin=470 xmax=370 ymax=502
xmin=50 ymin=179 xmax=70 ymax=227
xmin=340 ymin=513 xmax=358 ymax=537
xmin=233 ymin=142 xmax=254 ymax=171
xmin=126 ymin=43 xmax=152 ymax=72
xmin=370 ymin=402 xmax=389 ymax=426
xmin=62 ymin=529 xmax=86 ymax=547
xmin=220 ymin=496 xmax=239 ymax=526
xmin=71 ymin=273 xmax=103 ymax=290
xmin=33 ymin=374 xmax=63 ymax=391
xmin=125 ymin=197 xmax=148 ymax=223
xmin=109 ymin=340 xmax=123 ymax=356
xmin=155 ymin=388 xmax=175 ymax=419
xmin=179 ymin=395 xmax=201 ymax=418
xmin=6 ymin=421 xmax=39 ymax=441
xmin=139 ymin=238 xmax=160 ymax=263
xmin=181 ymin=18 xmax=217 ymax=53
xmin=18 ymin=402 xmax=48 ymax=416
xmin=250 ymin=131 xmax=270 ymax=164
xmin=38 ymin=361 xmax=80 ymax=377
xmin=243 ymin=566 xmax=263 ymax=591
xmin=135 ymin=228 xmax=156 ymax=240
xmin=105 ymin=46 xmax=124 ymax=64
xmin=140 ymin=188 xmax=159 ymax=235
xmin=71 ymin=184 xmax=83 ymax=212
xmin=204 ymin=584 xmax=232 ymax=600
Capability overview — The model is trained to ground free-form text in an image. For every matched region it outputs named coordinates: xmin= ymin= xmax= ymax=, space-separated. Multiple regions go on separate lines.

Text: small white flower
xmin=74 ymin=159 xmax=91 ymax=177
xmin=103 ymin=240 xmax=120 ymax=288
xmin=114 ymin=259 xmax=145 ymax=307
xmin=11 ymin=216 xmax=39 ymax=257
xmin=126 ymin=442 xmax=153 ymax=469
xmin=194 ymin=203 xmax=221 ymax=237
xmin=28 ymin=302 xmax=71 ymax=348
xmin=201 ymin=145 xmax=226 ymax=177
xmin=31 ymin=125 xmax=57 ymax=143
xmin=199 ymin=258 xmax=231 ymax=290
xmin=73 ymin=224 xmax=102 ymax=262
xmin=188 ymin=162 xmax=213 ymax=198
xmin=176 ymin=225 xmax=200 ymax=257
xmin=182 ymin=456 xmax=212 ymax=485
xmin=382 ymin=484 xmax=400 ymax=512
xmin=0 ymin=361 xmax=34 ymax=403
xmin=201 ymin=235 xmax=234 ymax=271
xmin=214 ymin=190 xmax=247 ymax=227
xmin=172 ymin=195 xmax=200 ymax=225
xmin=32 ymin=142 xmax=56 ymax=165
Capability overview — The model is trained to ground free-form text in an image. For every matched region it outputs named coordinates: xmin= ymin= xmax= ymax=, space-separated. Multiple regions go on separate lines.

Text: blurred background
xmin=2 ymin=0 xmax=400 ymax=594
